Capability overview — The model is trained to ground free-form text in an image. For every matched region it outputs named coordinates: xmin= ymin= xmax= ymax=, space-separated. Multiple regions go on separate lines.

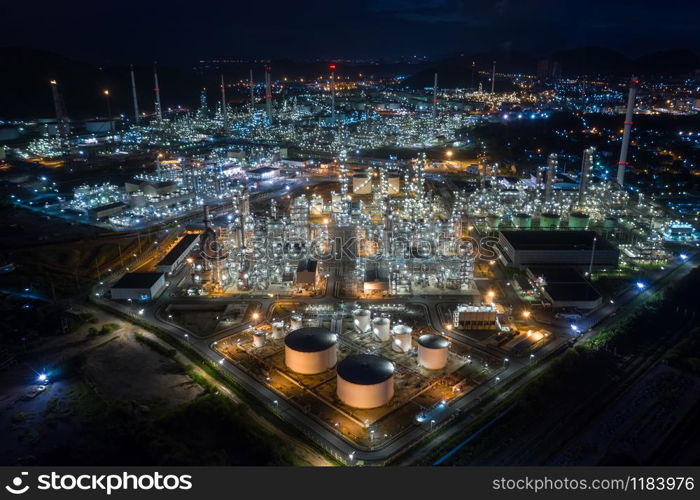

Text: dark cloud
xmin=2 ymin=0 xmax=699 ymax=64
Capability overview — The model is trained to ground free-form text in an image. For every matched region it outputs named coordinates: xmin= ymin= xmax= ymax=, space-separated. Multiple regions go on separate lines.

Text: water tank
xmin=391 ymin=324 xmax=413 ymax=353
xmin=513 ymin=213 xmax=532 ymax=229
xmin=603 ymin=216 xmax=618 ymax=230
xmin=539 ymin=212 xmax=561 ymax=229
xmin=371 ymin=317 xmax=391 ymax=341
xmin=290 ymin=314 xmax=303 ymax=331
xmin=336 ymin=354 xmax=394 ymax=409
xmin=271 ymin=321 xmax=285 ymax=339
xmin=417 ymin=334 xmax=449 ymax=370
xmin=352 ymin=308 xmax=371 ymax=333
xmin=284 ymin=327 xmax=337 ymax=374
xmin=568 ymin=211 xmax=590 ymax=229
xmin=252 ymin=330 xmax=266 ymax=348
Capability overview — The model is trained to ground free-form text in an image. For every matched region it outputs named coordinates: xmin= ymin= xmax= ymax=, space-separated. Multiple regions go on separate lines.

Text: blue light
xmin=636 ymin=281 xmax=646 ymax=290
xmin=37 ymin=373 xmax=48 ymax=383
xmin=679 ymin=253 xmax=688 ymax=261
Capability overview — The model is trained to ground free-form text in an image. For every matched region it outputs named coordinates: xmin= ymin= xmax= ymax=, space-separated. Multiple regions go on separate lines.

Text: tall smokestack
xmin=491 ymin=61 xmax=496 ymax=93
xmin=432 ymin=72 xmax=438 ymax=120
xmin=249 ymin=69 xmax=255 ymax=116
xmin=130 ymin=65 xmax=140 ymax=123
xmin=579 ymin=147 xmax=596 ymax=205
xmin=471 ymin=61 xmax=475 ymax=90
xmin=616 ymin=76 xmax=638 ymax=187
xmin=264 ymin=65 xmax=273 ymax=125
xmin=545 ymin=153 xmax=557 ymax=203
xmin=329 ymin=63 xmax=336 ymax=126
xmin=49 ymin=80 xmax=69 ymax=149
xmin=153 ymin=65 xmax=163 ymax=121
xmin=220 ymin=74 xmax=229 ymax=132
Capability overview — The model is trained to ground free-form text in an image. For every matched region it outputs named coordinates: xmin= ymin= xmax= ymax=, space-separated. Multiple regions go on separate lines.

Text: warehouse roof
xmin=296 ymin=259 xmax=318 ymax=273
xmin=337 ymin=354 xmax=394 ymax=385
xmin=527 ymin=266 xmax=586 ymax=284
xmin=500 ymin=230 xmax=615 ymax=251
xmin=111 ymin=272 xmax=164 ymax=289
xmin=285 ymin=327 xmax=337 ymax=352
xmin=544 ymin=283 xmax=601 ymax=301
xmin=157 ymin=233 xmax=199 ymax=267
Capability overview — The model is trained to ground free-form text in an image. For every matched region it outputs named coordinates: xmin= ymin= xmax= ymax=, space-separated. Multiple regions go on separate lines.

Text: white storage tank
xmin=391 ymin=324 xmax=413 ymax=353
xmin=372 ymin=317 xmax=391 ymax=341
xmin=284 ymin=327 xmax=337 ymax=375
xmin=417 ymin=334 xmax=449 ymax=370
xmin=336 ymin=354 xmax=394 ymax=409
xmin=289 ymin=314 xmax=303 ymax=331
xmin=352 ymin=308 xmax=371 ymax=333
xmin=271 ymin=321 xmax=286 ymax=339
xmin=252 ymin=330 xmax=266 ymax=348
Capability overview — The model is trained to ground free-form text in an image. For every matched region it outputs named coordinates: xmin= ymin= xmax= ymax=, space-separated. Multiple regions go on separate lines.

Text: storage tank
xmin=284 ymin=327 xmax=337 ymax=374
xmin=568 ymin=211 xmax=590 ymax=229
xmin=336 ymin=354 xmax=394 ymax=409
xmin=486 ymin=214 xmax=501 ymax=230
xmin=352 ymin=308 xmax=371 ymax=333
xmin=252 ymin=330 xmax=266 ymax=348
xmin=371 ymin=317 xmax=391 ymax=341
xmin=391 ymin=324 xmax=413 ymax=353
xmin=289 ymin=314 xmax=303 ymax=331
xmin=417 ymin=334 xmax=450 ymax=370
xmin=539 ymin=212 xmax=561 ymax=229
xmin=513 ymin=213 xmax=532 ymax=229
xmin=271 ymin=321 xmax=285 ymax=339
xmin=603 ymin=216 xmax=618 ymax=230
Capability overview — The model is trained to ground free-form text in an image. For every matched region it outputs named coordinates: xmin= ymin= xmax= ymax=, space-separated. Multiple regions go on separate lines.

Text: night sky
xmin=3 ymin=0 xmax=700 ymax=65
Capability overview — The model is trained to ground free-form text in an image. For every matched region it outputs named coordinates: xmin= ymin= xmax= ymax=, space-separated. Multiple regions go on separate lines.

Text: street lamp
xmin=103 ymin=89 xmax=113 ymax=134
xmin=522 ymin=310 xmax=531 ymax=319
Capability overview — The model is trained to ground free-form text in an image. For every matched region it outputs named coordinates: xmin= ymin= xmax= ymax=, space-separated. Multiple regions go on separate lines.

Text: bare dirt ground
xmin=81 ymin=332 xmax=202 ymax=407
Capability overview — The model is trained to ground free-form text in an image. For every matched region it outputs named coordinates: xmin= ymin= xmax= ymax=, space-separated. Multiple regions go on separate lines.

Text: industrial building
xmin=336 ymin=354 xmax=394 ymax=409
xmin=295 ymin=259 xmax=319 ymax=288
xmin=498 ymin=231 xmax=619 ymax=269
xmin=90 ymin=201 xmax=127 ymax=219
xmin=526 ymin=267 xmax=602 ymax=309
xmin=109 ymin=272 xmax=166 ymax=301
xmin=453 ymin=304 xmax=499 ymax=330
xmin=155 ymin=233 xmax=200 ymax=274
xmin=247 ymin=166 xmax=280 ymax=180
xmin=284 ymin=327 xmax=337 ymax=374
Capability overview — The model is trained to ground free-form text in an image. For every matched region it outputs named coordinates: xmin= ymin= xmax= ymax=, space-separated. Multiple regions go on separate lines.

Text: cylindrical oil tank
xmin=252 ymin=330 xmax=266 ymax=348
xmin=271 ymin=321 xmax=285 ymax=339
xmin=513 ymin=213 xmax=532 ymax=229
xmin=289 ymin=314 xmax=303 ymax=331
xmin=486 ymin=214 xmax=501 ymax=230
xmin=569 ymin=211 xmax=590 ymax=229
xmin=417 ymin=334 xmax=449 ymax=370
xmin=603 ymin=216 xmax=618 ymax=230
xmin=372 ymin=317 xmax=391 ymax=342
xmin=352 ymin=308 xmax=371 ymax=333
xmin=336 ymin=354 xmax=394 ymax=409
xmin=284 ymin=327 xmax=337 ymax=374
xmin=391 ymin=324 xmax=413 ymax=353
xmin=539 ymin=212 xmax=561 ymax=229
